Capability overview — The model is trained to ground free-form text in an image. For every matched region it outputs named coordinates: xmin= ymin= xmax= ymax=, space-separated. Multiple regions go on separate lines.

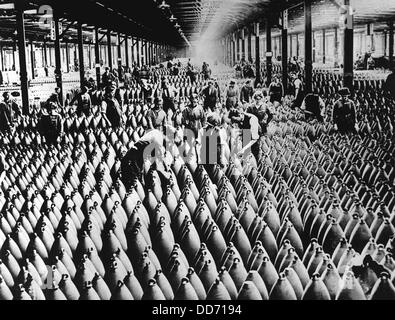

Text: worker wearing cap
xmin=182 ymin=93 xmax=206 ymax=138
xmin=269 ymin=76 xmax=284 ymax=108
xmin=102 ymin=67 xmax=116 ymax=89
xmin=332 ymin=87 xmax=358 ymax=134
xmin=247 ymin=91 xmax=274 ymax=135
xmin=38 ymin=101 xmax=63 ymax=145
xmin=141 ymin=79 xmax=154 ymax=104
xmin=292 ymin=73 xmax=304 ymax=109
xmin=231 ymin=109 xmax=261 ymax=161
xmin=226 ymin=80 xmax=239 ymax=110
xmin=161 ymin=78 xmax=178 ymax=113
xmin=172 ymin=100 xmax=184 ymax=129
xmin=196 ymin=112 xmax=229 ymax=169
xmin=240 ymin=80 xmax=254 ymax=105
xmin=147 ymin=97 xmax=167 ymax=132
xmin=200 ymin=80 xmax=219 ymax=112
xmin=73 ymin=86 xmax=92 ymax=117
xmin=213 ymin=78 xmax=222 ymax=102
xmin=104 ymin=84 xmax=123 ymax=128
xmin=0 ymin=92 xmax=17 ymax=133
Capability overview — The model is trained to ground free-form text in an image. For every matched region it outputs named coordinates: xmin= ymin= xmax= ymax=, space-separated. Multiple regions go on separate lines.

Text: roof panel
xmin=0 ymin=0 xmax=394 ymax=46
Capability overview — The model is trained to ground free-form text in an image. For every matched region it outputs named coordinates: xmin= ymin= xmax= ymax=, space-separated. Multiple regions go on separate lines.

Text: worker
xmin=301 ymin=90 xmax=326 ymax=122
xmin=200 ymin=80 xmax=219 ymax=112
xmin=161 ymin=78 xmax=178 ymax=113
xmin=196 ymin=112 xmax=229 ymax=169
xmin=182 ymin=93 xmax=206 ymax=138
xmin=38 ymin=102 xmax=63 ymax=145
xmin=231 ymin=109 xmax=261 ymax=162
xmin=147 ymin=97 xmax=167 ymax=132
xmin=74 ymin=86 xmax=92 ymax=117
xmin=0 ymin=92 xmax=17 ymax=133
xmin=240 ymin=80 xmax=254 ymax=105
xmin=225 ymin=79 xmax=239 ymax=110
xmin=246 ymin=91 xmax=274 ymax=135
xmin=332 ymin=87 xmax=358 ymax=134
xmin=104 ymin=84 xmax=123 ymax=128
xmin=121 ymin=129 xmax=171 ymax=190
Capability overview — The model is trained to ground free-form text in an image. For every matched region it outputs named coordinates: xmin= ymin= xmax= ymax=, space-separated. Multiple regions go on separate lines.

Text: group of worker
xmin=2 ymin=58 xmax=394 ymax=195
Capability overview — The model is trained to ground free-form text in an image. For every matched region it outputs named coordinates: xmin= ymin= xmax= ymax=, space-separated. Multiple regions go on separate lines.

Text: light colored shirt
xmin=140 ymin=129 xmax=164 ymax=146
xmin=294 ymin=78 xmax=302 ymax=90
xmin=245 ymin=113 xmax=260 ymax=141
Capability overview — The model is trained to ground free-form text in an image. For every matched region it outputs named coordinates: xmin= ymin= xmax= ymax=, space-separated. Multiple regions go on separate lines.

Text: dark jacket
xmin=201 ymin=86 xmax=218 ymax=110
xmin=0 ymin=103 xmax=13 ymax=132
xmin=240 ymin=85 xmax=254 ymax=104
xmin=385 ymin=72 xmax=395 ymax=100
xmin=333 ymin=98 xmax=357 ymax=133
xmin=38 ymin=111 xmax=62 ymax=143
xmin=106 ymin=97 xmax=122 ymax=128
xmin=102 ymin=72 xmax=116 ymax=88
xmin=75 ymin=93 xmax=92 ymax=117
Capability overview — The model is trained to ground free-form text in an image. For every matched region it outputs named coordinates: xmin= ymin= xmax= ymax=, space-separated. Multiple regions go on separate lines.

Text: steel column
xmin=343 ymin=0 xmax=354 ymax=93
xmin=107 ymin=30 xmax=112 ymax=69
xmin=43 ymin=39 xmax=48 ymax=67
xmin=334 ymin=27 xmax=339 ymax=67
xmin=322 ymin=29 xmax=326 ymax=64
xmin=125 ymin=36 xmax=129 ymax=69
xmin=296 ymin=34 xmax=300 ymax=57
xmin=266 ymin=21 xmax=272 ymax=86
xmin=54 ymin=13 xmax=63 ymax=104
xmin=78 ymin=23 xmax=85 ymax=89
xmin=0 ymin=46 xmax=4 ymax=72
xmin=88 ymin=44 xmax=92 ymax=69
xmin=145 ymin=40 xmax=149 ymax=66
xmin=131 ymin=37 xmax=135 ymax=66
xmin=255 ymin=23 xmax=261 ymax=86
xmin=65 ymin=39 xmax=70 ymax=73
xmin=16 ymin=0 xmax=29 ymax=109
xmin=94 ymin=27 xmax=101 ymax=88
xmin=232 ymin=34 xmax=236 ymax=66
xmin=236 ymin=32 xmax=240 ymax=62
xmin=12 ymin=41 xmax=16 ymax=70
xmin=248 ymin=27 xmax=252 ymax=62
xmin=241 ymin=29 xmax=246 ymax=60
xmin=117 ymin=33 xmax=122 ymax=77
xmin=136 ymin=38 xmax=141 ymax=67
xmin=151 ymin=43 xmax=154 ymax=65
xmin=30 ymin=41 xmax=35 ymax=79
xmin=305 ymin=0 xmax=313 ymax=94
xmin=389 ymin=21 xmax=394 ymax=67
xmin=282 ymin=25 xmax=288 ymax=95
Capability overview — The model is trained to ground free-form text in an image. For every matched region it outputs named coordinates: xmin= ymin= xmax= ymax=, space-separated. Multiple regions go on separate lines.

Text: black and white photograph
xmin=0 ymin=0 xmax=394 ymax=308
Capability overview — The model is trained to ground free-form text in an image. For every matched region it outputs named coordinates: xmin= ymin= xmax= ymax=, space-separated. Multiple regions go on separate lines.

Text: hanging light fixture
xmin=158 ymin=0 xmax=170 ymax=10
xmin=156 ymin=0 xmax=189 ymax=47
